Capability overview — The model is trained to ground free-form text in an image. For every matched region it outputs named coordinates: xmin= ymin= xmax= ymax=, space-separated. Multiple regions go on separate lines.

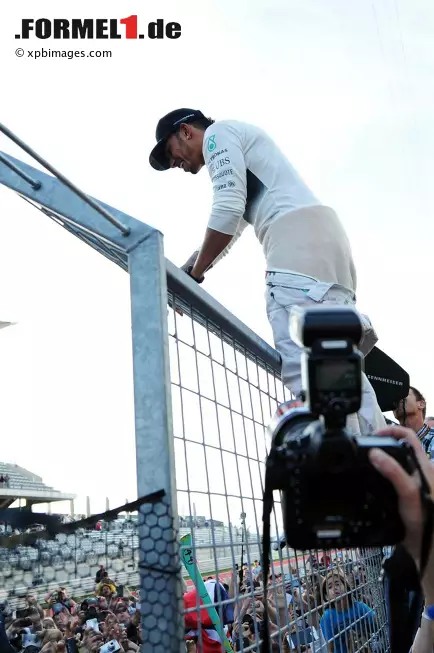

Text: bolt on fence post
xmin=128 ymin=230 xmax=183 ymax=653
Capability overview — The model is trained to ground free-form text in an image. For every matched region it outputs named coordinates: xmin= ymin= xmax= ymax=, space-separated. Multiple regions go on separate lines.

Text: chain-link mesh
xmin=167 ymin=292 xmax=390 ymax=653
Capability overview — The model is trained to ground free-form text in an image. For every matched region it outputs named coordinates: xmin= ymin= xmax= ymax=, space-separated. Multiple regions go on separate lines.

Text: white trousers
xmin=265 ymin=272 xmax=386 ymax=435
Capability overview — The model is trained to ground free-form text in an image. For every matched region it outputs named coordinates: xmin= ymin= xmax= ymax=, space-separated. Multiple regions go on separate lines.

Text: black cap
xmin=149 ymin=108 xmax=206 ymax=171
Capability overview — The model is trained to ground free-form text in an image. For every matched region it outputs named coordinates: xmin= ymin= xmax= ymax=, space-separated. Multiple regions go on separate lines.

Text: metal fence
xmin=167 ymin=264 xmax=389 ymax=653
xmin=0 ymin=137 xmax=390 ymax=653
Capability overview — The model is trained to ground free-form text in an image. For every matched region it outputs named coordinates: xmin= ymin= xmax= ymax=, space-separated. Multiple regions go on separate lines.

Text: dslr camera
xmin=265 ymin=306 xmax=418 ymax=550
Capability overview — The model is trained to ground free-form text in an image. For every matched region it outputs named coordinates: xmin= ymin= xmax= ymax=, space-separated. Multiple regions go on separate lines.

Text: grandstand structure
xmin=0 ymin=518 xmax=259 ymax=607
xmin=0 ymin=461 xmax=75 ymax=510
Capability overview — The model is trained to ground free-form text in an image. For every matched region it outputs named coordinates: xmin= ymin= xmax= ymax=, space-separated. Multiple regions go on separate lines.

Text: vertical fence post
xmin=128 ymin=230 xmax=182 ymax=653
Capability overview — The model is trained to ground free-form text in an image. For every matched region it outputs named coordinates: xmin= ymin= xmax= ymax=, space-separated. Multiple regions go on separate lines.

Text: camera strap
xmin=384 ymin=547 xmax=423 ymax=653
xmin=260 ymin=472 xmax=276 ymax=653
xmin=419 ymin=490 xmax=434 ymax=579
xmin=383 ymin=460 xmax=434 ymax=653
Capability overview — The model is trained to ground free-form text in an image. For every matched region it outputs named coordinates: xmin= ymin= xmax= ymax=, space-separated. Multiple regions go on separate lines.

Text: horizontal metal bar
xmin=0 ymin=153 xmax=41 ymax=190
xmin=165 ymin=259 xmax=281 ymax=374
xmin=0 ymin=122 xmax=130 ymax=236
xmin=0 ymin=153 xmax=154 ymax=252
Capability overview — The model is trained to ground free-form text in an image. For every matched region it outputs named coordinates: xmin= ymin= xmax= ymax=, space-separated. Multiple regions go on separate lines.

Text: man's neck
xmin=401 ymin=414 xmax=425 ymax=433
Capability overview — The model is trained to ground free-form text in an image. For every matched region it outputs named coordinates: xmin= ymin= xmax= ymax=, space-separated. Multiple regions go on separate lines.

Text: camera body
xmin=266 ymin=306 xmax=418 ymax=550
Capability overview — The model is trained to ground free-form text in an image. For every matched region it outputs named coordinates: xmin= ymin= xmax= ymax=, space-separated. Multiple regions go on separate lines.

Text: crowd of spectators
xmin=182 ymin=552 xmax=379 ymax=652
xmin=0 ymin=565 xmax=141 ymax=653
xmin=0 ymin=530 xmax=382 ymax=652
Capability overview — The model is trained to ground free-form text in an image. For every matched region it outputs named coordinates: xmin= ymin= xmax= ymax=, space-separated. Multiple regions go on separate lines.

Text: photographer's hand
xmin=369 ymin=425 xmax=434 ymax=602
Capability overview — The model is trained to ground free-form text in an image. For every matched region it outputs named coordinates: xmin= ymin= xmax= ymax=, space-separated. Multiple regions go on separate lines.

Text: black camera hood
xmin=364 ymin=346 xmax=409 ymax=412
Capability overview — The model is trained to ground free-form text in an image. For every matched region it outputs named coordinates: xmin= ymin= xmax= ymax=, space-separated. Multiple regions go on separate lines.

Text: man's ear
xmin=179 ymin=123 xmax=193 ymax=140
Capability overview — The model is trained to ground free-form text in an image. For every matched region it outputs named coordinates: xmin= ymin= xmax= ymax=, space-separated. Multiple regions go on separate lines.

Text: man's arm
xmin=189 ymin=122 xmax=248 ymax=280
xmin=190 ymin=229 xmax=232 ymax=279
xmin=183 ymin=217 xmax=248 ymax=277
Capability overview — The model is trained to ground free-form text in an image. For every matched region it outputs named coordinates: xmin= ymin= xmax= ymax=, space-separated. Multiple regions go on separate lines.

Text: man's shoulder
xmin=425 ymin=427 xmax=434 ymax=454
xmin=208 ymin=119 xmax=253 ymax=130
xmin=204 ymin=119 xmax=262 ymax=140
xmin=423 ymin=426 xmax=434 ymax=444
xmin=203 ymin=120 xmax=268 ymax=160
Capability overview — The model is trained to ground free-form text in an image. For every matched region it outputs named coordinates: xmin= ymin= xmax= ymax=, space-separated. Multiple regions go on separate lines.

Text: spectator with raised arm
xmin=46 ymin=587 xmax=76 ymax=618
